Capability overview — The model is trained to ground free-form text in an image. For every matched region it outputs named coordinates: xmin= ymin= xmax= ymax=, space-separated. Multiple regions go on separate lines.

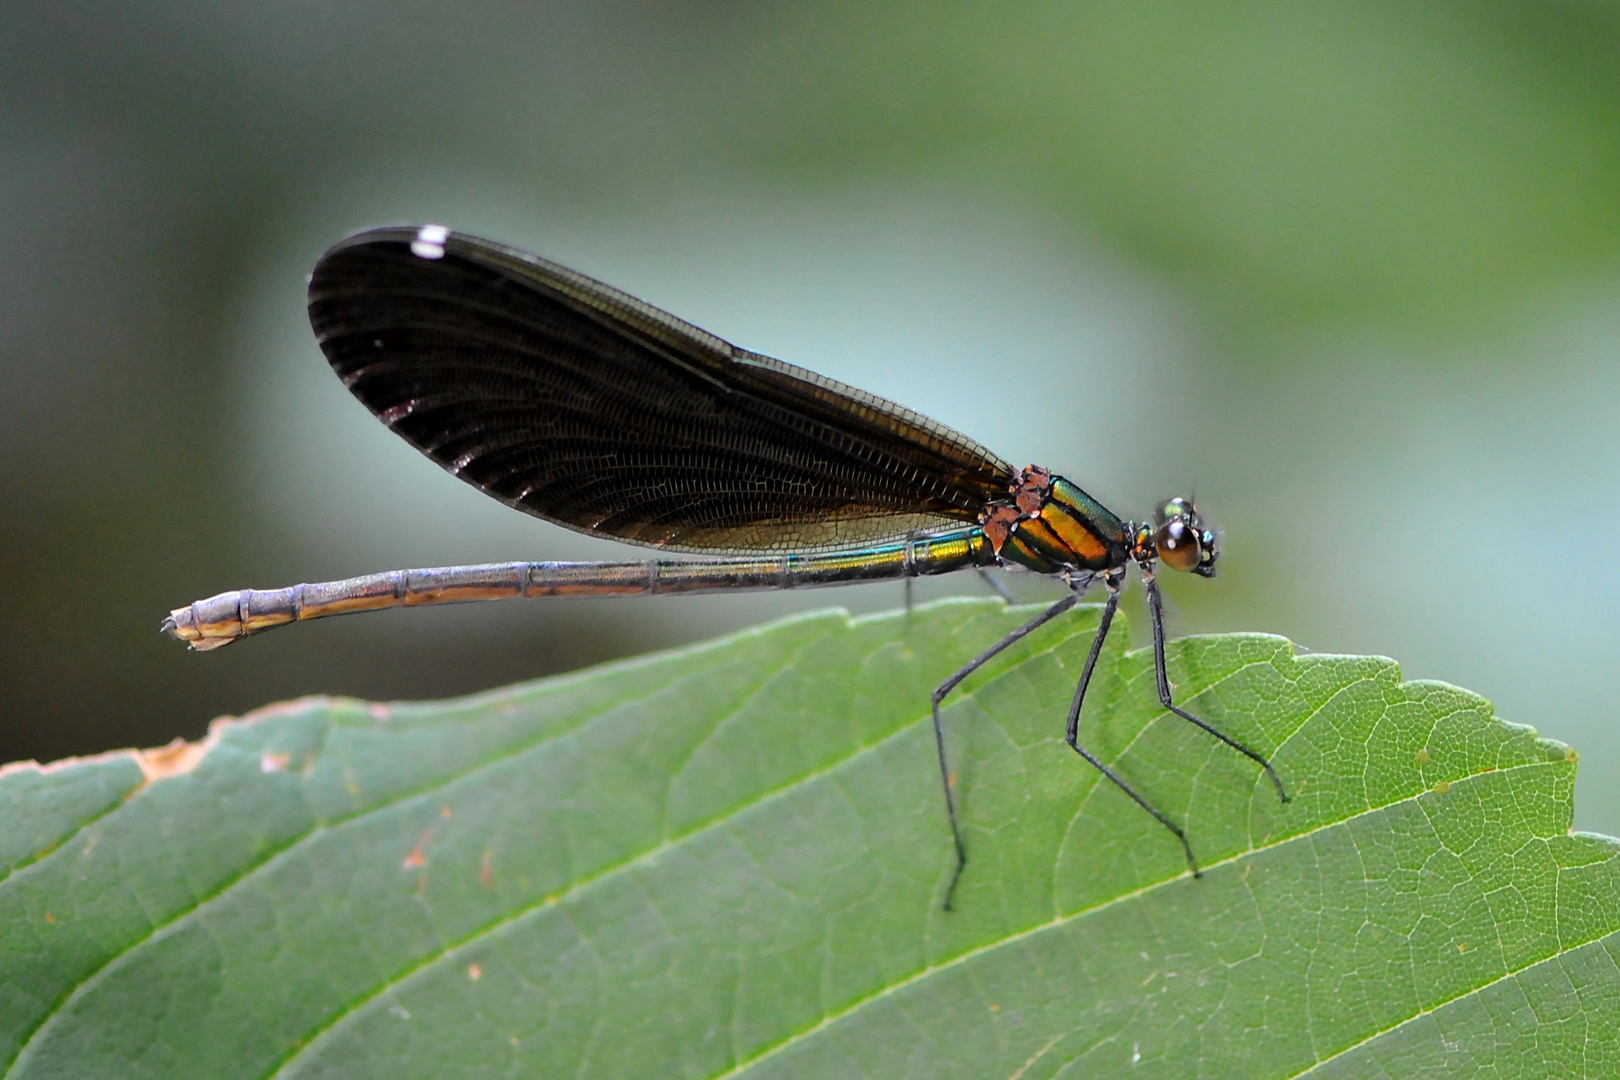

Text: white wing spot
xmin=411 ymin=224 xmax=449 ymax=259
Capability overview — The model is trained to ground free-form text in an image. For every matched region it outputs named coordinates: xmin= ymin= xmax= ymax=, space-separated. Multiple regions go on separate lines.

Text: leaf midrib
xmin=262 ymin=668 xmax=1557 ymax=1080
xmin=1290 ymin=927 xmax=1617 ymax=1079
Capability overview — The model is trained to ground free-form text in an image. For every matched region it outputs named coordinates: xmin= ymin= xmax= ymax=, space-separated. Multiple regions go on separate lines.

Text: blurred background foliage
xmin=5 ymin=1 xmax=1620 ymax=831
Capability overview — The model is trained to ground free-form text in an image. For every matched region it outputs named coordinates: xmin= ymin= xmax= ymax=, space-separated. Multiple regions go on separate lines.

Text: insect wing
xmin=309 ymin=226 xmax=1015 ymax=554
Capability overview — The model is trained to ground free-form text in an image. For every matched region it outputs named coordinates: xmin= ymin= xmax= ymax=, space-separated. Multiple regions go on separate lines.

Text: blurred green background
xmin=6 ymin=1 xmax=1620 ymax=833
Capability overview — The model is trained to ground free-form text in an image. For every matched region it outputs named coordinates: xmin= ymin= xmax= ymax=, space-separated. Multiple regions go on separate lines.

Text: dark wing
xmin=308 ymin=225 xmax=1016 ymax=554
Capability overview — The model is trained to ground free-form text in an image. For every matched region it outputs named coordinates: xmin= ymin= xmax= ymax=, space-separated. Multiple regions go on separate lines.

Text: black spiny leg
xmin=1063 ymin=571 xmax=1200 ymax=875
xmin=904 ymin=532 xmax=919 ymax=614
xmin=932 ymin=592 xmax=1080 ymax=911
xmin=976 ymin=568 xmax=1015 ymax=604
xmin=1142 ymin=571 xmax=1289 ymax=804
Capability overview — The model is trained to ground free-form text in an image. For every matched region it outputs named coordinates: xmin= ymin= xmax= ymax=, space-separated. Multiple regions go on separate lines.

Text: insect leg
xmin=932 ymin=593 xmax=1079 ymax=910
xmin=904 ymin=532 xmax=918 ymax=614
xmin=1142 ymin=571 xmax=1288 ymax=803
xmin=976 ymin=568 xmax=1015 ymax=604
xmin=1063 ymin=570 xmax=1199 ymax=875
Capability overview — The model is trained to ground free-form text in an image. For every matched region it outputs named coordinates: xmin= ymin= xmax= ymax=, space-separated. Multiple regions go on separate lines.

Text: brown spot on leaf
xmin=1415 ymin=748 xmax=1430 ymax=768
xmin=480 ymin=848 xmax=495 ymax=890
xmin=3 ymin=695 xmax=346 ymax=792
xmin=468 ymin=963 xmax=482 ymax=981
xmin=138 ymin=738 xmax=209 ymax=781
xmin=1433 ymin=779 xmax=1451 ymax=794
xmin=402 ymin=829 xmax=433 ymax=869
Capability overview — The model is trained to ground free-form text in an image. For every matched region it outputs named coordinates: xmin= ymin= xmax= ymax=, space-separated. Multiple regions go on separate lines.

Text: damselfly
xmin=164 ymin=225 xmax=1287 ymax=908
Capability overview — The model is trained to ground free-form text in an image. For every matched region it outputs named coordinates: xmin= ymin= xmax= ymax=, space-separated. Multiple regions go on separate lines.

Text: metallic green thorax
xmin=983 ymin=470 xmax=1133 ymax=577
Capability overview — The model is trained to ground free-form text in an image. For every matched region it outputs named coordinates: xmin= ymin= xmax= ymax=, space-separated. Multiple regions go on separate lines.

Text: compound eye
xmin=1155 ymin=518 xmax=1204 ymax=572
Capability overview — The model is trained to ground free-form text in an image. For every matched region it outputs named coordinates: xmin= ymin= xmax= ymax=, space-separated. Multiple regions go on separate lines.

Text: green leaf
xmin=2 ymin=599 xmax=1616 ymax=1078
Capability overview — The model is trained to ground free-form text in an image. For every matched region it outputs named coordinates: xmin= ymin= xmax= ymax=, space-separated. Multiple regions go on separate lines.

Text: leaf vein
xmin=706 ymin=758 xmax=1571 ymax=1080
xmin=0 ymin=639 xmax=786 ymax=1078
xmin=1285 ymin=936 xmax=1614 ymax=1078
